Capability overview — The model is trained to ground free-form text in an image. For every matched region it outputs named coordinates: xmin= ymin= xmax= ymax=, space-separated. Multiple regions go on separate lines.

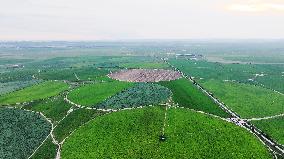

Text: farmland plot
xmin=61 ymin=106 xmax=271 ymax=159
xmin=68 ymin=81 xmax=133 ymax=107
xmin=23 ymin=95 xmax=72 ymax=124
xmin=200 ymin=79 xmax=284 ymax=118
xmin=159 ymin=78 xmax=229 ymax=118
xmin=0 ymin=80 xmax=41 ymax=96
xmin=96 ymin=83 xmax=172 ymax=109
xmin=0 ymin=108 xmax=51 ymax=159
xmin=252 ymin=116 xmax=284 ymax=145
xmin=0 ymin=81 xmax=69 ymax=105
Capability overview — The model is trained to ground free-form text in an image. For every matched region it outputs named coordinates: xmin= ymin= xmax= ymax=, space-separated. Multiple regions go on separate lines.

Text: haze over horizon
xmin=1 ymin=0 xmax=284 ymax=41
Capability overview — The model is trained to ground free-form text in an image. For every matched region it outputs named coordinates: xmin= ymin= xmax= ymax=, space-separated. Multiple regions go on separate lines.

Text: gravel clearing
xmin=108 ymin=69 xmax=182 ymax=82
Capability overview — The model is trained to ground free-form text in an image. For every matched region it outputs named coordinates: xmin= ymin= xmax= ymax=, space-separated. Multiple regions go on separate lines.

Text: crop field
xmin=61 ymin=106 xmax=271 ymax=158
xmin=29 ymin=136 xmax=57 ymax=159
xmin=53 ymin=108 xmax=104 ymax=142
xmin=1 ymin=42 xmax=284 ymax=158
xmin=36 ymin=67 xmax=109 ymax=81
xmin=0 ymin=81 xmax=69 ymax=105
xmin=68 ymin=81 xmax=133 ymax=107
xmin=169 ymin=59 xmax=284 ymax=93
xmin=0 ymin=80 xmax=41 ymax=95
xmin=96 ymin=83 xmax=172 ymax=109
xmin=120 ymin=62 xmax=170 ymax=69
xmin=252 ymin=116 xmax=284 ymax=145
xmin=0 ymin=108 xmax=51 ymax=159
xmin=23 ymin=95 xmax=73 ymax=124
xmin=159 ymin=78 xmax=229 ymax=118
xmin=200 ymin=79 xmax=284 ymax=118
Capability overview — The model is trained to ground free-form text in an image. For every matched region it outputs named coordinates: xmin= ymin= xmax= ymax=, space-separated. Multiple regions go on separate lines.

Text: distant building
xmin=7 ymin=64 xmax=24 ymax=69
xmin=175 ymin=54 xmax=203 ymax=60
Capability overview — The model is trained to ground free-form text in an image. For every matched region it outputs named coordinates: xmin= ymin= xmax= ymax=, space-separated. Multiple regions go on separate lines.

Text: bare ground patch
xmin=108 ymin=69 xmax=181 ymax=82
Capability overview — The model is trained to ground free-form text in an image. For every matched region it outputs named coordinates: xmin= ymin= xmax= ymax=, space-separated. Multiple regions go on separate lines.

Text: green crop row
xmin=159 ymin=78 xmax=229 ymax=118
xmin=61 ymin=106 xmax=271 ymax=159
xmin=68 ymin=81 xmax=134 ymax=107
xmin=0 ymin=81 xmax=69 ymax=105
xmin=0 ymin=108 xmax=52 ymax=159
xmin=96 ymin=83 xmax=172 ymax=109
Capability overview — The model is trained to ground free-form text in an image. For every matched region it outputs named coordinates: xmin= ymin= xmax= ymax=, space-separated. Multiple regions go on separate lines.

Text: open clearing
xmin=108 ymin=69 xmax=181 ymax=82
xmin=0 ymin=108 xmax=51 ymax=159
xmin=61 ymin=106 xmax=271 ymax=159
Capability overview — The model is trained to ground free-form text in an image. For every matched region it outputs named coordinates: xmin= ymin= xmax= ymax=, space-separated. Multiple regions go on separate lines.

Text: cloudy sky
xmin=0 ymin=0 xmax=284 ymax=40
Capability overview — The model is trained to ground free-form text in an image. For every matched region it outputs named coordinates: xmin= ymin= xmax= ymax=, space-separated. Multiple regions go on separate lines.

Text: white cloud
xmin=227 ymin=1 xmax=284 ymax=13
xmin=0 ymin=0 xmax=284 ymax=40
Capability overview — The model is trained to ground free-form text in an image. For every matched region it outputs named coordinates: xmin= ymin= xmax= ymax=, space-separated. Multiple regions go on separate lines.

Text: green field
xmin=23 ymin=95 xmax=72 ymax=124
xmin=68 ymin=81 xmax=134 ymax=107
xmin=29 ymin=136 xmax=57 ymax=159
xmin=200 ymin=80 xmax=284 ymax=118
xmin=0 ymin=108 xmax=52 ymax=159
xmin=96 ymin=83 xmax=172 ymax=109
xmin=61 ymin=106 xmax=271 ymax=158
xmin=169 ymin=59 xmax=284 ymax=93
xmin=120 ymin=62 xmax=169 ymax=69
xmin=0 ymin=81 xmax=69 ymax=105
xmin=0 ymin=80 xmax=41 ymax=96
xmin=53 ymin=108 xmax=104 ymax=142
xmin=252 ymin=117 xmax=284 ymax=145
xmin=37 ymin=67 xmax=109 ymax=81
xmin=159 ymin=78 xmax=229 ymax=117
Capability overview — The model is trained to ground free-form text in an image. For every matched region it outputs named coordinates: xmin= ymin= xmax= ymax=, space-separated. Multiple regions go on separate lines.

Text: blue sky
xmin=0 ymin=0 xmax=284 ymax=40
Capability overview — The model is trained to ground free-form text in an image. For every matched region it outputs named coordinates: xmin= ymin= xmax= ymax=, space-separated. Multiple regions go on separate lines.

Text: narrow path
xmin=246 ymin=113 xmax=284 ymax=121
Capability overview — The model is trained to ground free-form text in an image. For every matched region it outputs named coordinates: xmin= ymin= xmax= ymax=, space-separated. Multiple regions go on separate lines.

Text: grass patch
xmin=23 ymin=95 xmax=72 ymax=124
xmin=68 ymin=81 xmax=134 ymax=107
xmin=0 ymin=81 xmax=69 ymax=105
xmin=53 ymin=108 xmax=104 ymax=142
xmin=120 ymin=62 xmax=169 ymax=69
xmin=30 ymin=136 xmax=57 ymax=159
xmin=61 ymin=107 xmax=270 ymax=158
xmin=0 ymin=108 xmax=51 ymax=159
xmin=200 ymin=79 xmax=284 ymax=118
xmin=159 ymin=78 xmax=229 ymax=118
xmin=252 ymin=116 xmax=284 ymax=145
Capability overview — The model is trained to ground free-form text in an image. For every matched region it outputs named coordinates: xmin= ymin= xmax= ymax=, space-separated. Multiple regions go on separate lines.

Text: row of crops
xmin=0 ymin=108 xmax=52 ymax=159
xmin=96 ymin=83 xmax=172 ymax=109
xmin=61 ymin=106 xmax=272 ymax=159
xmin=169 ymin=59 xmax=284 ymax=93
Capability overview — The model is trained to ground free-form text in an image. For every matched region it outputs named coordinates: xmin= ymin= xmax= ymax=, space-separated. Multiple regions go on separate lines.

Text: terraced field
xmin=0 ymin=108 xmax=52 ymax=159
xmin=61 ymin=107 xmax=271 ymax=159
xmin=0 ymin=81 xmax=69 ymax=105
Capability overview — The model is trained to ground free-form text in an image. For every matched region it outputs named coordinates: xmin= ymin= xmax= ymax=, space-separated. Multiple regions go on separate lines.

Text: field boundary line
xmin=246 ymin=113 xmax=284 ymax=121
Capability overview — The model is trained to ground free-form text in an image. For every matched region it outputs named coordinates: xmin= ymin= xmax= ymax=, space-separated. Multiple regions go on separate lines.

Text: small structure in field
xmin=108 ymin=69 xmax=181 ymax=82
